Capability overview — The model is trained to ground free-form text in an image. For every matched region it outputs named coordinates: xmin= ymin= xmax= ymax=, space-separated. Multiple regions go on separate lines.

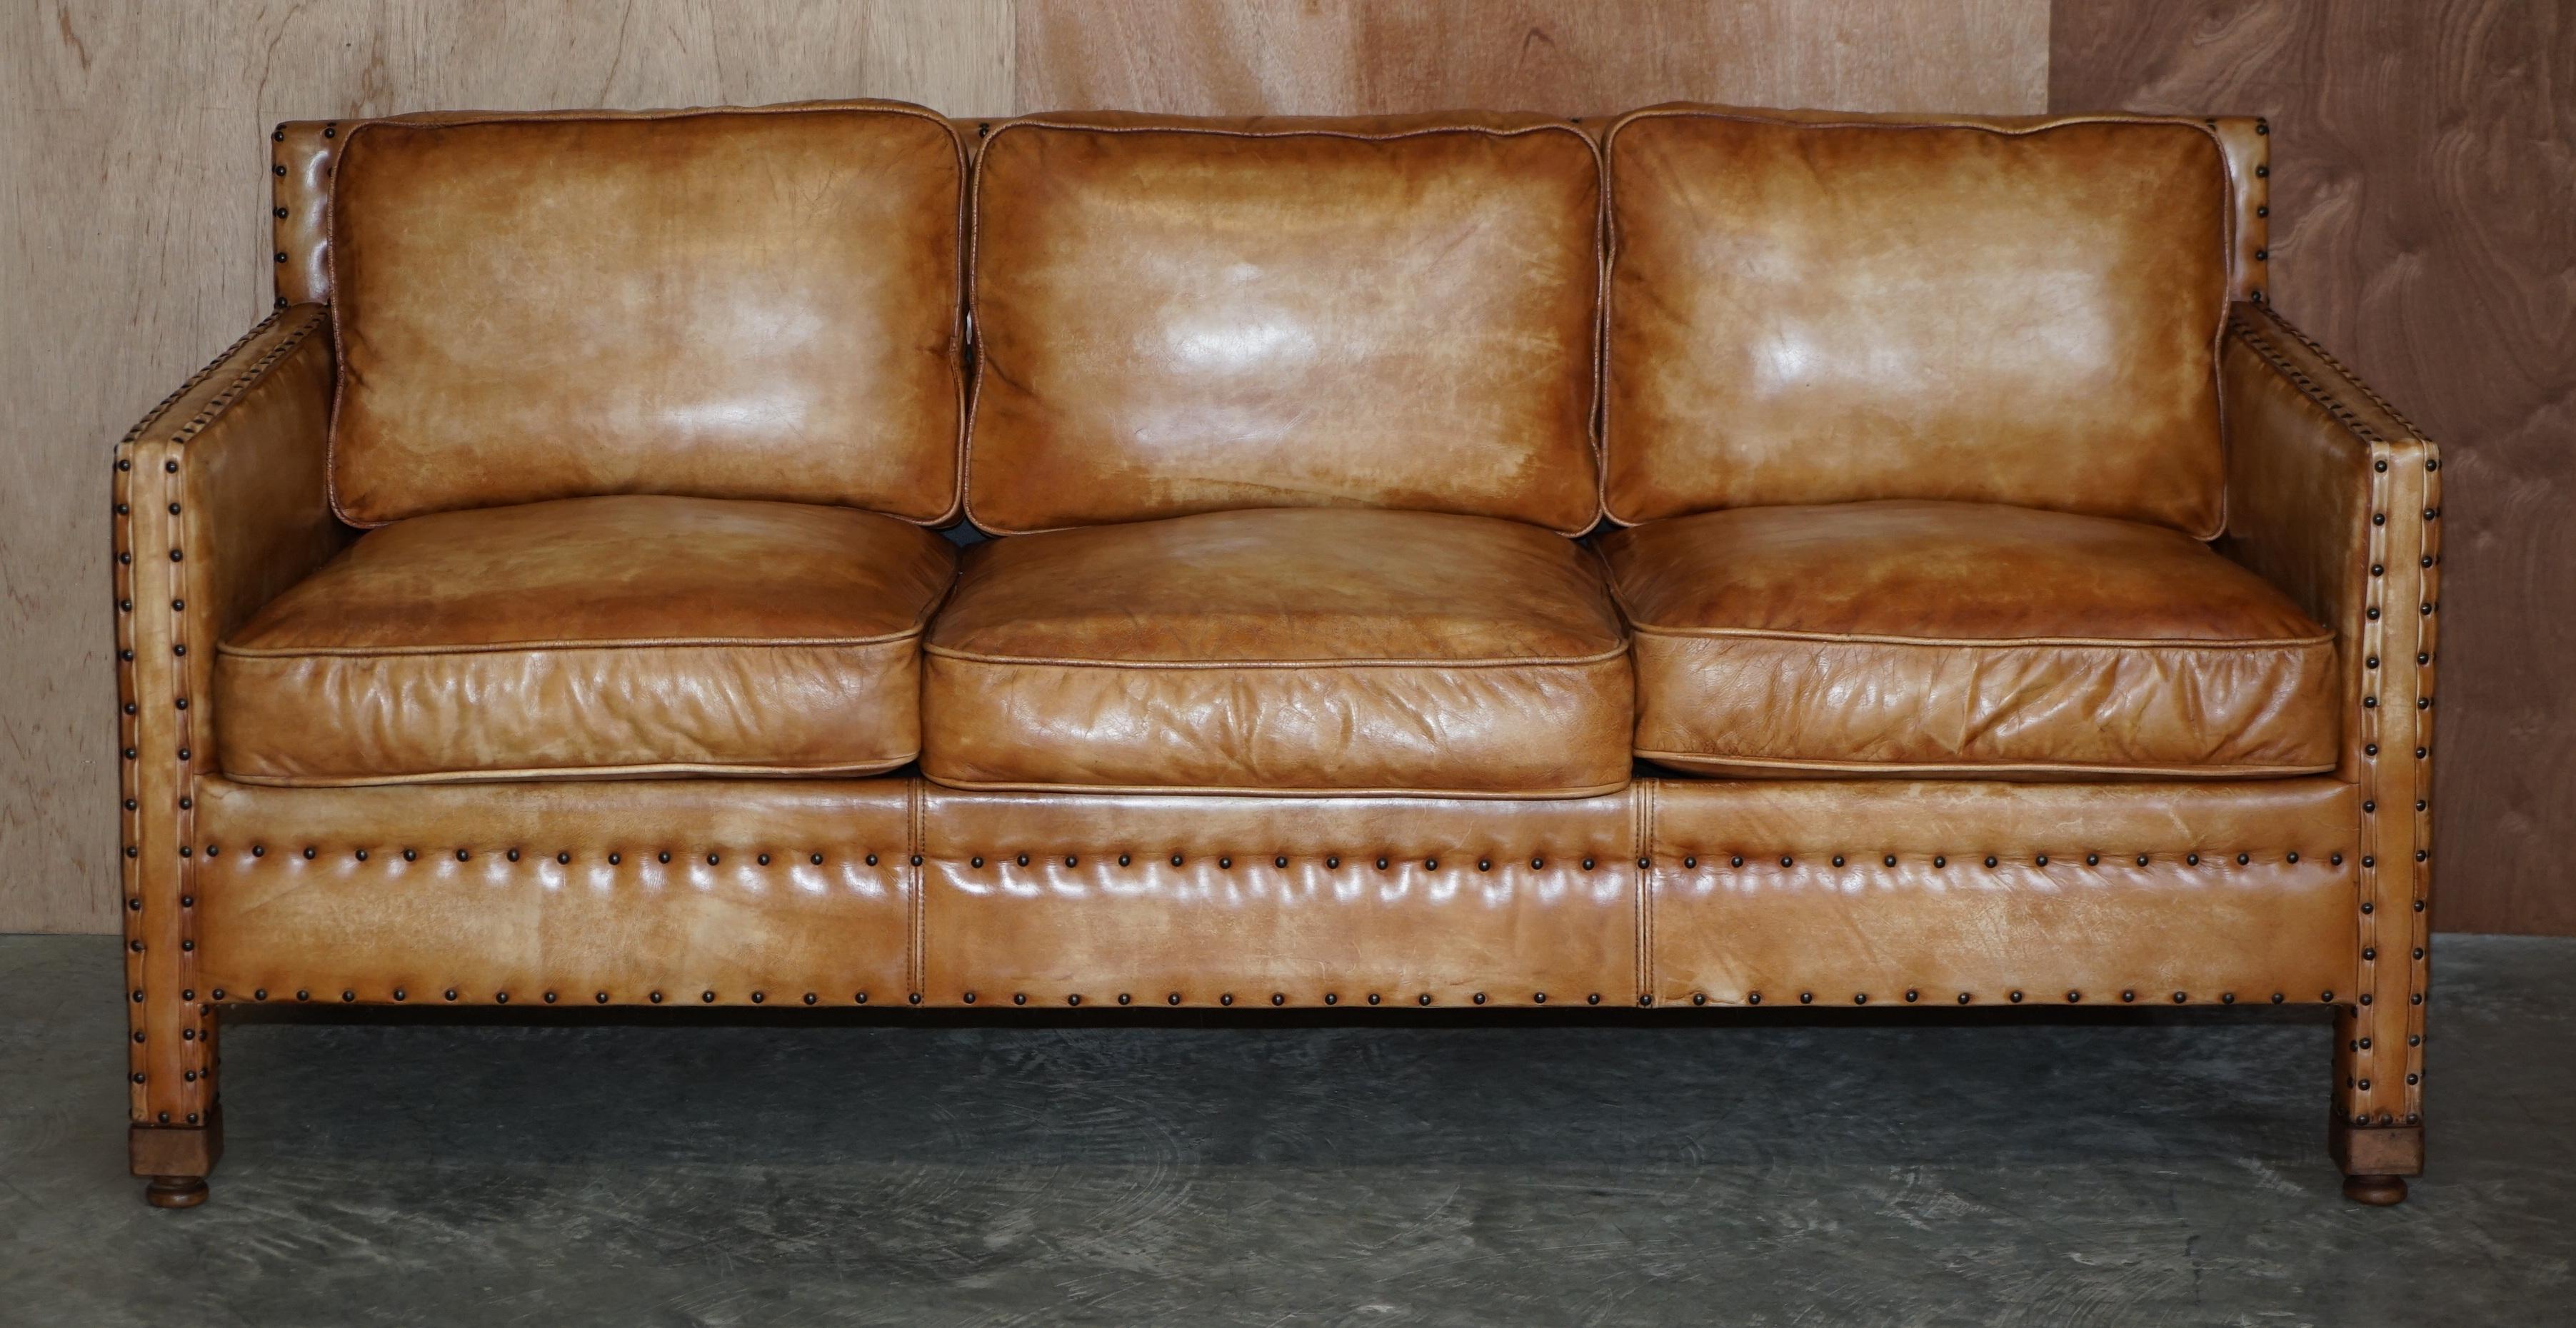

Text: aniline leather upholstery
xmin=327 ymin=103 xmax=966 ymax=526
xmin=215 ymin=496 xmax=956 ymax=784
xmin=1599 ymin=500 xmax=2340 ymax=778
xmin=966 ymin=111 xmax=1605 ymax=535
xmin=921 ymin=508 xmax=1633 ymax=795
xmin=116 ymin=305 xmax=351 ymax=1132
xmin=1603 ymin=106 xmax=2234 ymax=535
xmin=2216 ymin=300 xmax=2440 ymax=1142
xmin=192 ymin=777 xmax=918 ymax=1003
xmin=1643 ymin=776 xmax=2358 ymax=1006
xmin=178 ymin=773 xmax=2363 ymax=1017
xmin=920 ymin=786 xmax=1639 ymax=1007
xmin=119 ymin=104 xmax=2443 ymax=1192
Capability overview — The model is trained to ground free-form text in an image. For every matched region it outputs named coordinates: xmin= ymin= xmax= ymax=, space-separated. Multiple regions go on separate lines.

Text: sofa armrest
xmin=114 ymin=303 xmax=347 ymax=1139
xmin=2216 ymin=300 xmax=2440 ymax=1148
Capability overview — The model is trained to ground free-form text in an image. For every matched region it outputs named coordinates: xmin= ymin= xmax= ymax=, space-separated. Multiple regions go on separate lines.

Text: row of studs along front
xmin=2352 ymin=437 xmax=2440 ymax=1129
xmin=173 ymin=985 xmax=2367 ymax=1010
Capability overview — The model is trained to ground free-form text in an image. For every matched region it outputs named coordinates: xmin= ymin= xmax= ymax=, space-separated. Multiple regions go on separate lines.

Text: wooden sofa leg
xmin=131 ymin=1105 xmax=223 ymax=1208
xmin=2330 ymin=1006 xmax=2422 ymax=1204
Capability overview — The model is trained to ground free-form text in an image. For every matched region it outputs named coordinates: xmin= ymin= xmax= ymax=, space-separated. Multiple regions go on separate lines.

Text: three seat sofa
xmin=113 ymin=99 xmax=2442 ymax=1208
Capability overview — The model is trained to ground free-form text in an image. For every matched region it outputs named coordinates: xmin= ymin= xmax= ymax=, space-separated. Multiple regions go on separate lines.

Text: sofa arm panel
xmin=2217 ymin=301 xmax=2440 ymax=1152
xmin=114 ymin=304 xmax=345 ymax=1140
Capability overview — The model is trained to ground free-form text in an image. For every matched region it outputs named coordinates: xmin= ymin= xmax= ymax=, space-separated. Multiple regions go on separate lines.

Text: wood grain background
xmin=2053 ymin=0 xmax=2576 ymax=935
xmin=6 ymin=1 xmax=2567 ymax=935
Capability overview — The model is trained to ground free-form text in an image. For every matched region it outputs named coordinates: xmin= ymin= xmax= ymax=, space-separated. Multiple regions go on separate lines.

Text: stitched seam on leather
xmin=1599 ymin=108 xmax=2234 ymax=534
xmin=964 ymin=117 xmax=1607 ymax=538
xmin=120 ymin=308 xmax=291 ymax=445
xmin=221 ymin=630 xmax=928 ymax=658
xmin=923 ymin=644 xmax=1631 ymax=669
xmin=328 ymin=102 xmax=969 ymax=530
xmin=1637 ymin=750 xmax=2339 ymax=778
xmin=124 ymin=308 xmax=325 ymax=450
xmin=1623 ymin=623 xmax=2333 ymax=649
xmin=2229 ymin=307 xmax=2427 ymax=444
xmin=916 ymin=773 xmax=1635 ymax=800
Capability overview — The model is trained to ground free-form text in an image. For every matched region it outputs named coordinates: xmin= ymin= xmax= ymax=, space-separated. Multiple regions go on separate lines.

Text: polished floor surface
xmin=3 ymin=932 xmax=2570 ymax=1327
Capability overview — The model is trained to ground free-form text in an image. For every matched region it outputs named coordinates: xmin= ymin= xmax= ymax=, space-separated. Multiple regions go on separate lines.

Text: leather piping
xmin=962 ymin=114 xmax=1608 ymax=538
xmin=223 ymin=630 xmax=931 ymax=658
xmin=918 ymin=773 xmax=1636 ymax=800
xmin=224 ymin=754 xmax=921 ymax=789
xmin=1622 ymin=623 xmax=2332 ymax=649
xmin=923 ymin=643 xmax=1630 ymax=670
xmin=322 ymin=100 xmax=970 ymax=530
xmin=1641 ymin=752 xmax=2339 ymax=780
xmin=1596 ymin=106 xmax=2237 ymax=539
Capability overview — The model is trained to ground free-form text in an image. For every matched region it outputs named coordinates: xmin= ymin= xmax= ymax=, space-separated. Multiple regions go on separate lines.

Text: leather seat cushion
xmin=215 ymin=496 xmax=956 ymax=784
xmin=1598 ymin=500 xmax=2339 ymax=778
xmin=922 ymin=508 xmax=1633 ymax=796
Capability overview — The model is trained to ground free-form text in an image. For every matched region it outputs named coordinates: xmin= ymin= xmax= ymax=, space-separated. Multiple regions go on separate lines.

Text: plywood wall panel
xmin=1015 ymin=0 xmax=2049 ymax=117
xmin=2053 ymin=1 xmax=2576 ymax=935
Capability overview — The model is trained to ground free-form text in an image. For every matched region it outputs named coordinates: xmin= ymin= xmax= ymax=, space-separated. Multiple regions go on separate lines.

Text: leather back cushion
xmin=1604 ymin=108 xmax=2235 ymax=536
xmin=967 ymin=113 xmax=1605 ymax=535
xmin=328 ymin=104 xmax=966 ymax=526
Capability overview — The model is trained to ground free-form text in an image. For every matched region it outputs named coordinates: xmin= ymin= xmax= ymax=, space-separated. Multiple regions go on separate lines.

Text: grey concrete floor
xmin=1 ymin=935 xmax=2570 ymax=1327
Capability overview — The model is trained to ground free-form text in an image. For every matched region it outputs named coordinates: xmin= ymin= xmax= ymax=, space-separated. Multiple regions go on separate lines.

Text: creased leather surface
xmin=329 ymin=104 xmax=966 ymax=525
xmin=217 ymin=496 xmax=956 ymax=784
xmin=918 ymin=786 xmax=1638 ymax=1007
xmin=923 ymin=508 xmax=1632 ymax=795
xmin=1645 ymin=777 xmax=2358 ymax=1005
xmin=967 ymin=111 xmax=1603 ymax=534
xmin=1603 ymin=106 xmax=2232 ymax=534
xmin=192 ymin=778 xmax=916 ymax=1003
xmin=1600 ymin=500 xmax=2339 ymax=777
xmin=2217 ymin=300 xmax=2440 ymax=1139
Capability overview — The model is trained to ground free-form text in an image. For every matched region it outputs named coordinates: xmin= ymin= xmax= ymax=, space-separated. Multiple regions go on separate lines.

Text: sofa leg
xmin=142 ymin=1176 xmax=209 ymax=1208
xmin=130 ymin=1104 xmax=223 ymax=1209
xmin=2330 ymin=1004 xmax=2423 ymax=1204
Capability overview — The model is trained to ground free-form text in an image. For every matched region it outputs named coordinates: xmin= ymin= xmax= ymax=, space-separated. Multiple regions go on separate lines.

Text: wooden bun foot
xmin=2342 ymin=1174 xmax=2407 ymax=1206
xmin=143 ymin=1175 xmax=209 ymax=1209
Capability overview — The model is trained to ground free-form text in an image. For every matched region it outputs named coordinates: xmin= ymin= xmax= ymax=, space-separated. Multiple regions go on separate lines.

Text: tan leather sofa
xmin=113 ymin=101 xmax=2442 ymax=1209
